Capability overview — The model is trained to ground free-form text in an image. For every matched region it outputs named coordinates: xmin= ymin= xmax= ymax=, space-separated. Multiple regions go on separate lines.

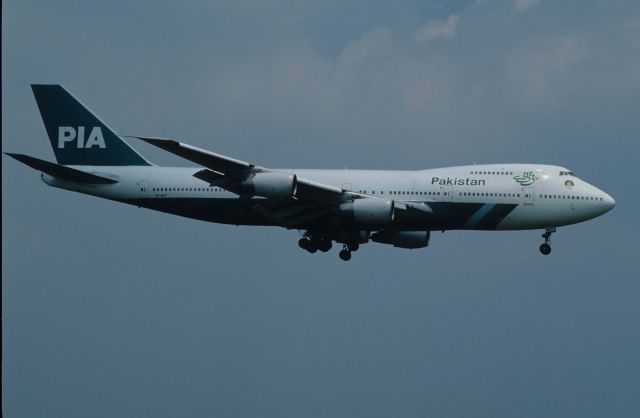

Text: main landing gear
xmin=539 ymin=227 xmax=555 ymax=255
xmin=298 ymin=237 xmax=332 ymax=253
xmin=298 ymin=234 xmax=360 ymax=261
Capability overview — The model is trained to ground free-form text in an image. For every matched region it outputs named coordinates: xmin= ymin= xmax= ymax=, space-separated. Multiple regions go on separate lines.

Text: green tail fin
xmin=31 ymin=85 xmax=151 ymax=166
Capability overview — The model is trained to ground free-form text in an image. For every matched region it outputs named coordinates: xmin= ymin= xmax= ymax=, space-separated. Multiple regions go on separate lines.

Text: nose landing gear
xmin=539 ymin=227 xmax=555 ymax=255
xmin=539 ymin=243 xmax=551 ymax=255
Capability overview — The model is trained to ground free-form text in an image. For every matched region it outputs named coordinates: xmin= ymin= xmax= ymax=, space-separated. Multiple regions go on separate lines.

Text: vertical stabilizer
xmin=31 ymin=85 xmax=151 ymax=166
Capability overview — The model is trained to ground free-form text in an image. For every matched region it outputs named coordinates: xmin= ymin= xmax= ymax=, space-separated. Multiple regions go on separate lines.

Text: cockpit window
xmin=559 ymin=171 xmax=575 ymax=176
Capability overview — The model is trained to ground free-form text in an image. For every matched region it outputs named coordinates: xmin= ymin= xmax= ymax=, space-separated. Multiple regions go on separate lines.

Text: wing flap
xmin=252 ymin=202 xmax=327 ymax=227
xmin=192 ymin=168 xmax=245 ymax=195
xmin=295 ymin=177 xmax=347 ymax=205
xmin=395 ymin=201 xmax=433 ymax=214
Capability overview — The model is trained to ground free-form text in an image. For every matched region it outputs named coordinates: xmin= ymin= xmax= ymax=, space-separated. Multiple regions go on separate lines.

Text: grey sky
xmin=3 ymin=1 xmax=640 ymax=417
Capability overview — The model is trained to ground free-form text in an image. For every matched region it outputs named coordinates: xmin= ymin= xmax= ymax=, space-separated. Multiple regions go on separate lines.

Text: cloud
xmin=5 ymin=2 xmax=640 ymax=417
xmin=415 ymin=15 xmax=459 ymax=43
xmin=506 ymin=36 xmax=587 ymax=104
xmin=624 ymin=16 xmax=640 ymax=48
xmin=515 ymin=0 xmax=540 ymax=13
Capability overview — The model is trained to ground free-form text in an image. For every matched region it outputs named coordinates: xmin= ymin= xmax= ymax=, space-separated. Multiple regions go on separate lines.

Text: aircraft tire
xmin=539 ymin=243 xmax=551 ymax=255
xmin=319 ymin=240 xmax=332 ymax=252
xmin=339 ymin=249 xmax=351 ymax=261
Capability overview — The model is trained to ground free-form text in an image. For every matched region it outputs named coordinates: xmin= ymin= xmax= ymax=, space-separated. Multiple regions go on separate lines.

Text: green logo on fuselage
xmin=513 ymin=171 xmax=537 ymax=186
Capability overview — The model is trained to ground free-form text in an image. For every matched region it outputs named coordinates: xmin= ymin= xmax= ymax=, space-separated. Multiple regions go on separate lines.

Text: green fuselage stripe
xmin=464 ymin=204 xmax=496 ymax=228
xmin=476 ymin=204 xmax=518 ymax=229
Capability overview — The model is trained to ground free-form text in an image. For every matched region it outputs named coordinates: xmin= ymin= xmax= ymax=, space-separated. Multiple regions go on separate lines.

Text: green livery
xmin=31 ymin=85 xmax=151 ymax=166
xmin=513 ymin=171 xmax=538 ymax=186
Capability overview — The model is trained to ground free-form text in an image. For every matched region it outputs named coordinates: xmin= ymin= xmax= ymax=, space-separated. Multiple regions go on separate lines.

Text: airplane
xmin=6 ymin=85 xmax=615 ymax=261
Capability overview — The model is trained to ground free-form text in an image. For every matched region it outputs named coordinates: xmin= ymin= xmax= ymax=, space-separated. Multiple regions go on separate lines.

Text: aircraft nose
xmin=603 ymin=193 xmax=615 ymax=212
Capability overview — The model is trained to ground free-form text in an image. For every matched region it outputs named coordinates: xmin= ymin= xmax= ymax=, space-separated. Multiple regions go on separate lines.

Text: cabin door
xmin=523 ymin=186 xmax=534 ymax=206
xmin=138 ymin=180 xmax=149 ymax=199
xmin=440 ymin=185 xmax=453 ymax=202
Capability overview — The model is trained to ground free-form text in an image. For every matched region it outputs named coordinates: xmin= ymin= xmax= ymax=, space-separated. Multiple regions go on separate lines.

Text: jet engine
xmin=243 ymin=172 xmax=297 ymax=198
xmin=340 ymin=198 xmax=395 ymax=225
xmin=371 ymin=230 xmax=430 ymax=249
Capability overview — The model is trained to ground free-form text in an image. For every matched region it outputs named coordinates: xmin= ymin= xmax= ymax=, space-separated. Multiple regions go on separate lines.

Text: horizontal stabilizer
xmin=5 ymin=153 xmax=118 ymax=184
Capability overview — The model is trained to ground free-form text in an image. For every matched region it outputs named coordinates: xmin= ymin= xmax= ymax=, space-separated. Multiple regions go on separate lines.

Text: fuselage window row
xmin=458 ymin=192 xmax=520 ymax=197
xmin=148 ymin=188 xmax=602 ymax=202
xmin=469 ymin=171 xmax=514 ymax=175
xmin=359 ymin=191 xmax=442 ymax=196
xmin=538 ymin=194 xmax=603 ymax=201
xmin=151 ymin=187 xmax=224 ymax=192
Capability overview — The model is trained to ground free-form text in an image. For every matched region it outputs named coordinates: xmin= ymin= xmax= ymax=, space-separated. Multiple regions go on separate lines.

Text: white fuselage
xmin=42 ymin=163 xmax=615 ymax=231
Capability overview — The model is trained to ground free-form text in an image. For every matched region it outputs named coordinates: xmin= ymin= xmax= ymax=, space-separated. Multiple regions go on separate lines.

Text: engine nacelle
xmin=243 ymin=172 xmax=297 ymax=198
xmin=340 ymin=198 xmax=395 ymax=225
xmin=371 ymin=230 xmax=430 ymax=249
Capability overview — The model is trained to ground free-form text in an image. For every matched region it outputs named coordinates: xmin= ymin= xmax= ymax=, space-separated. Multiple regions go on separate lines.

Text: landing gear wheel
xmin=347 ymin=241 xmax=359 ymax=252
xmin=539 ymin=227 xmax=555 ymax=255
xmin=539 ymin=243 xmax=551 ymax=255
xmin=319 ymin=239 xmax=332 ymax=253
xmin=339 ymin=249 xmax=352 ymax=261
xmin=299 ymin=238 xmax=317 ymax=253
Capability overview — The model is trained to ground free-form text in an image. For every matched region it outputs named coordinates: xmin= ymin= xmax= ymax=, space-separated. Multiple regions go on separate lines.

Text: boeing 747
xmin=7 ymin=85 xmax=615 ymax=260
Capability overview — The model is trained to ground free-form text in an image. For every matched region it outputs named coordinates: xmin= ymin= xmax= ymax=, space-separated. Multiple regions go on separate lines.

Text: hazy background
xmin=3 ymin=1 xmax=639 ymax=417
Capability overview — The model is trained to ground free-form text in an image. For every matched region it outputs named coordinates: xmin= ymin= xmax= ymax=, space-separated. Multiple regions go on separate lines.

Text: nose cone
xmin=603 ymin=193 xmax=616 ymax=212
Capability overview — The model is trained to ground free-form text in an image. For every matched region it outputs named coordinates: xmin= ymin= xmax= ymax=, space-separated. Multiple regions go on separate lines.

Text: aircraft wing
xmin=136 ymin=136 xmax=429 ymax=227
xmin=136 ymin=136 xmax=355 ymax=206
xmin=136 ymin=137 xmax=259 ymax=175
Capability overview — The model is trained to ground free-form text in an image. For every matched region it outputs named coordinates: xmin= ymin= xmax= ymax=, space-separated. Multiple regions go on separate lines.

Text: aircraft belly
xmin=390 ymin=202 xmax=521 ymax=231
xmin=123 ymin=199 xmax=526 ymax=231
xmin=124 ymin=198 xmax=275 ymax=226
xmin=496 ymin=202 xmax=602 ymax=230
xmin=392 ymin=202 xmax=478 ymax=230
